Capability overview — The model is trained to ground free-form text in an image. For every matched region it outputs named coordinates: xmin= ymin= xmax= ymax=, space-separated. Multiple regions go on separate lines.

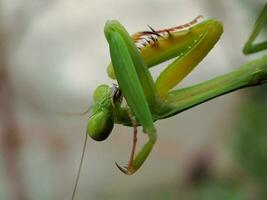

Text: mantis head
xmin=87 ymin=84 xmax=122 ymax=141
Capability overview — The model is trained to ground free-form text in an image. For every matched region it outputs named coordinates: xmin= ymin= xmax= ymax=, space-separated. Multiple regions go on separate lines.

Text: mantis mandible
xmin=71 ymin=7 xmax=267 ymax=199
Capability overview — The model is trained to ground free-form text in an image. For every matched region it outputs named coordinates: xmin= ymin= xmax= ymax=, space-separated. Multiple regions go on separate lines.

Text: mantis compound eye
xmin=87 ymin=111 xmax=114 ymax=141
xmin=111 ymin=84 xmax=123 ymax=105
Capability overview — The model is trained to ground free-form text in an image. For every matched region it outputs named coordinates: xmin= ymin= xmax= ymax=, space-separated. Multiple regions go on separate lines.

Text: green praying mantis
xmin=71 ymin=4 xmax=267 ymax=200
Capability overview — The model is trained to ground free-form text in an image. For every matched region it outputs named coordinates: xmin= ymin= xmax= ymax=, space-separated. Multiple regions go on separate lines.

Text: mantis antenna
xmin=55 ymin=107 xmax=90 ymax=116
xmin=71 ymin=128 xmax=89 ymax=200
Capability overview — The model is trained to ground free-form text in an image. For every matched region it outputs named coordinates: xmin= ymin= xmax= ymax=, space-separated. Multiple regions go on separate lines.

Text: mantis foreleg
xmin=105 ymin=21 xmax=157 ymax=174
xmin=155 ymin=20 xmax=223 ymax=96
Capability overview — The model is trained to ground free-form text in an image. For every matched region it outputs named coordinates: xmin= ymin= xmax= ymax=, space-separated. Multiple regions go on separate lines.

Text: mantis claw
xmin=115 ymin=162 xmax=132 ymax=175
xmin=115 ymin=119 xmax=138 ymax=175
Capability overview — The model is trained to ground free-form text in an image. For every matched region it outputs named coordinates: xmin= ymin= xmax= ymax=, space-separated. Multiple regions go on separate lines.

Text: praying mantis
xmin=71 ymin=4 xmax=267 ymax=200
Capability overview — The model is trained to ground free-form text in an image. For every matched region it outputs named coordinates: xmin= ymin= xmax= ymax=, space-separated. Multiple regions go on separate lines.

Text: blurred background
xmin=0 ymin=0 xmax=266 ymax=199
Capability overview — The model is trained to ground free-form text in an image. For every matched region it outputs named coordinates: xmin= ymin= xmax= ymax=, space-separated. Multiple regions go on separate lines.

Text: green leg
xmin=105 ymin=22 xmax=157 ymax=174
xmin=155 ymin=20 xmax=223 ymax=97
xmin=243 ymin=4 xmax=267 ymax=55
xmin=159 ymin=55 xmax=267 ymax=119
xmin=105 ymin=20 xmax=159 ymax=106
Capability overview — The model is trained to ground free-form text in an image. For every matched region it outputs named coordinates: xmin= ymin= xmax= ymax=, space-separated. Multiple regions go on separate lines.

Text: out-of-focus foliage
xmin=234 ymin=86 xmax=267 ymax=196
